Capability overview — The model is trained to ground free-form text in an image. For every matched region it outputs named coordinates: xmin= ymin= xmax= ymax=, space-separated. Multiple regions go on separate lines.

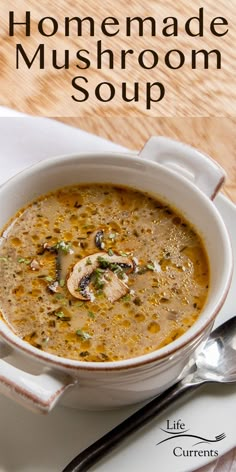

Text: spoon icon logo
xmin=156 ymin=428 xmax=226 ymax=447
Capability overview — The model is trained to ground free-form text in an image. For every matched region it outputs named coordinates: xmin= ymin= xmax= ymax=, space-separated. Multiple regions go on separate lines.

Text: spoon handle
xmin=62 ymin=380 xmax=199 ymax=472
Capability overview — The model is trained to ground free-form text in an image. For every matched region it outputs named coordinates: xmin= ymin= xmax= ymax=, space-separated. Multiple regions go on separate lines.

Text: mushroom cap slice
xmin=67 ymin=252 xmax=133 ymax=301
xmin=103 ymin=270 xmax=129 ymax=303
xmin=94 ymin=230 xmax=105 ymax=250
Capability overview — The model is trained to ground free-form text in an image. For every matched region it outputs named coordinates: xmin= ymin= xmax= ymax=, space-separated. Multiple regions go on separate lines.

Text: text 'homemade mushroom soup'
xmin=0 ymin=184 xmax=209 ymax=361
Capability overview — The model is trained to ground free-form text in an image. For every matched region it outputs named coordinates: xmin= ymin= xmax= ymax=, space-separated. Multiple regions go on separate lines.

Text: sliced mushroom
xmin=103 ymin=270 xmax=129 ymax=303
xmin=79 ymin=229 xmax=105 ymax=251
xmin=94 ymin=230 xmax=105 ymax=250
xmin=78 ymin=274 xmax=91 ymax=299
xmin=67 ymin=252 xmax=133 ymax=301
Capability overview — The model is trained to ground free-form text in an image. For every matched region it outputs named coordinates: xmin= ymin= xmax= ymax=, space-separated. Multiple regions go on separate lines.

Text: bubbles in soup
xmin=0 ymin=184 xmax=209 ymax=361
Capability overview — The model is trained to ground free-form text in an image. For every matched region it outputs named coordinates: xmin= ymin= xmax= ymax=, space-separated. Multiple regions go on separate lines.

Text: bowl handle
xmin=139 ymin=136 xmax=226 ymax=200
xmin=0 ymin=354 xmax=76 ymax=414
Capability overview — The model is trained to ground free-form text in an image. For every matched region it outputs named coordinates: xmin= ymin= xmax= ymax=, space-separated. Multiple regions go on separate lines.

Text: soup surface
xmin=0 ymin=184 xmax=209 ymax=361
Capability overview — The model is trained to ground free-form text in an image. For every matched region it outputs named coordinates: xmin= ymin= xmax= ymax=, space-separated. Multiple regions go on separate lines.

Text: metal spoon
xmin=62 ymin=316 xmax=236 ymax=472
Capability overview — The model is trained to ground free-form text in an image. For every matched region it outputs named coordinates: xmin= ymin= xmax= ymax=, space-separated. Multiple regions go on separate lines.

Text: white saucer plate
xmin=0 ymin=193 xmax=235 ymax=472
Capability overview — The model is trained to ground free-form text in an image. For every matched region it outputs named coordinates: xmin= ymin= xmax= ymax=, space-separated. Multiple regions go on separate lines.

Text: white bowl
xmin=0 ymin=137 xmax=233 ymax=413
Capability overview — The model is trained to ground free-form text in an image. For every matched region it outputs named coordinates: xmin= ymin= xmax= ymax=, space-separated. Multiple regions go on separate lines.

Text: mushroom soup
xmin=0 ymin=184 xmax=209 ymax=361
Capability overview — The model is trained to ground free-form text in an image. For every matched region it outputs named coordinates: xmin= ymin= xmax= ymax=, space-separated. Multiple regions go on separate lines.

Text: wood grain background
xmin=0 ymin=0 xmax=235 ymax=116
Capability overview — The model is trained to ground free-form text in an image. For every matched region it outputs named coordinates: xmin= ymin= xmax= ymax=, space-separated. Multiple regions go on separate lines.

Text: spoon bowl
xmin=194 ymin=316 xmax=236 ymax=383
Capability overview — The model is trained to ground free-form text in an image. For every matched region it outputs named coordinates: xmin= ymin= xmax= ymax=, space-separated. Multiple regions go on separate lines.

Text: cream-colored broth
xmin=0 ymin=184 xmax=209 ymax=361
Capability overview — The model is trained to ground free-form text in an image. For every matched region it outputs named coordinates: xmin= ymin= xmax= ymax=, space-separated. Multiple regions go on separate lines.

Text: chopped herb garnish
xmin=54 ymin=293 xmax=65 ymax=300
xmin=113 ymin=265 xmax=124 ymax=279
xmin=96 ymin=256 xmax=130 ymax=280
xmin=122 ymin=294 xmax=131 ymax=302
xmin=91 ymin=270 xmax=105 ymax=290
xmin=44 ymin=276 xmax=54 ymax=283
xmin=86 ymin=257 xmax=92 ymax=266
xmin=54 ymin=311 xmax=71 ymax=321
xmin=53 ymin=241 xmax=72 ymax=254
xmin=108 ymin=249 xmax=114 ymax=256
xmin=147 ymin=263 xmax=155 ymax=271
xmin=119 ymin=251 xmax=129 ymax=257
xmin=18 ymin=258 xmax=31 ymax=265
xmin=109 ymin=232 xmax=116 ymax=240
xmin=97 ymin=256 xmax=109 ymax=269
xmin=76 ymin=330 xmax=92 ymax=340
xmin=55 ymin=311 xmax=65 ymax=318
xmin=59 ymin=279 xmax=65 ymax=287
xmin=95 ymin=268 xmax=105 ymax=274
xmin=88 ymin=311 xmax=95 ymax=319
xmin=110 ymin=263 xmax=120 ymax=271
xmin=0 ymin=257 xmax=8 ymax=262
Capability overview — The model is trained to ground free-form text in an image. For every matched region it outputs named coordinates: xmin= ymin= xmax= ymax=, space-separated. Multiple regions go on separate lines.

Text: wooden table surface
xmin=0 ymin=0 xmax=235 ymax=116
xmin=59 ymin=116 xmax=236 ymax=202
